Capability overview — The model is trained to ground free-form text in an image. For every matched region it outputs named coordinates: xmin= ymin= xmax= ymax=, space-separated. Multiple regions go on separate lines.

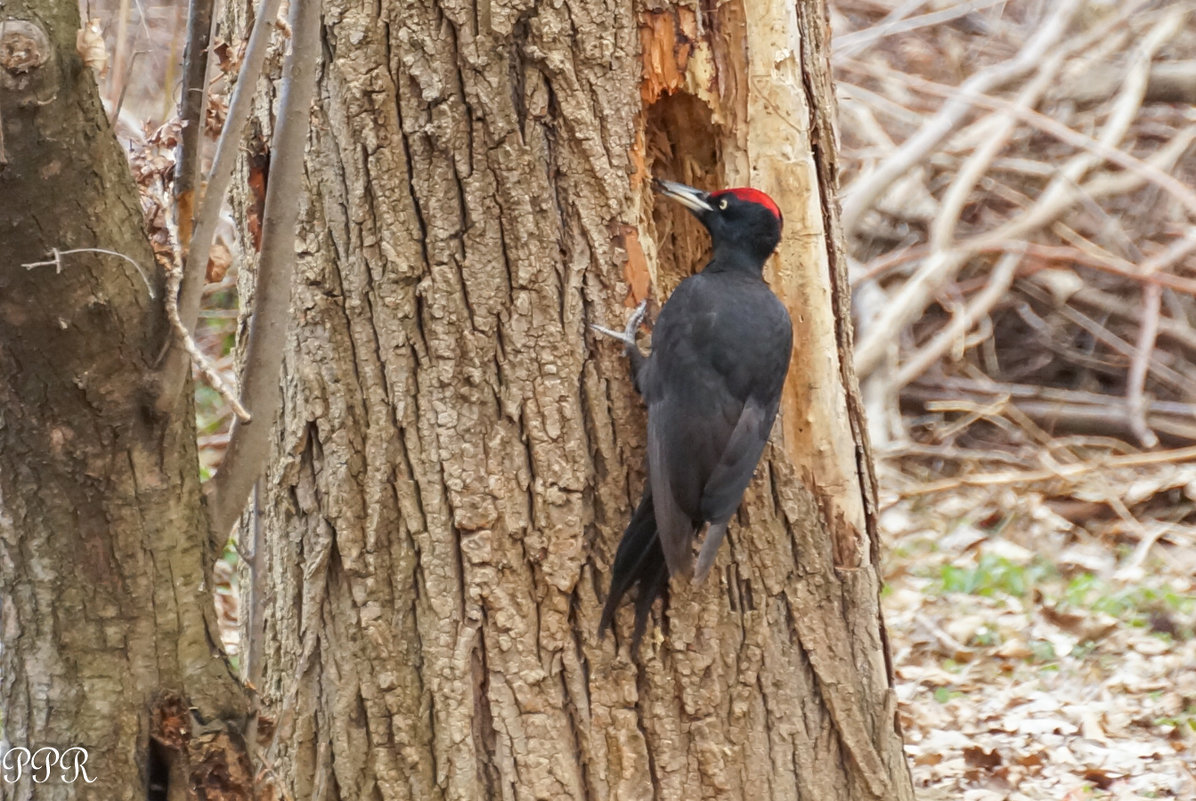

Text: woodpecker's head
xmin=654 ymin=178 xmax=783 ymax=268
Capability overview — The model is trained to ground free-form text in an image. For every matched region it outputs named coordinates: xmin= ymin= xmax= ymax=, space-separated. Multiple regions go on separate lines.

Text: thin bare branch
xmin=909 ymin=376 xmax=1196 ymax=418
xmin=895 ymin=249 xmax=1022 ymax=388
xmin=157 ymin=0 xmax=287 ymax=413
xmin=1124 ymin=233 xmax=1196 ymax=448
xmin=904 ymin=378 xmax=1196 ymax=445
xmin=929 ymin=54 xmax=1065 ymax=250
xmin=899 ymin=445 xmax=1196 ymax=498
xmin=834 ymin=0 xmax=1008 ymax=59
xmin=1019 ymin=283 xmax=1196 ymax=398
xmin=1065 ymin=60 xmax=1196 ymax=107
xmin=1071 ymin=283 xmax=1196 ymax=357
xmin=206 ymin=0 xmax=322 ymax=540
xmin=1125 ymin=283 xmax=1162 ymax=449
xmin=174 ymin=0 xmax=216 ymax=249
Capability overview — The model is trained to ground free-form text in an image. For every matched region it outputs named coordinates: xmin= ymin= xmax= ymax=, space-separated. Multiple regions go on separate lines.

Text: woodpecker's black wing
xmin=640 ymin=270 xmax=792 ymax=577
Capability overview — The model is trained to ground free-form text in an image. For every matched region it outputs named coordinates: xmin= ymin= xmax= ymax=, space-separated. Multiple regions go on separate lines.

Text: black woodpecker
xmin=595 ymin=178 xmax=793 ymax=642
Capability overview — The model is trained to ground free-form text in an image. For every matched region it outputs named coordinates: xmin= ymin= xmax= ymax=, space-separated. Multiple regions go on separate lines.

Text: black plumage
xmin=596 ymin=179 xmax=793 ymax=642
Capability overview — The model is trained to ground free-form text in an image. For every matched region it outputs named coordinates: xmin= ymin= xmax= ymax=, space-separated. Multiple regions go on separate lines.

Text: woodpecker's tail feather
xmin=598 ymin=489 xmax=669 ymax=646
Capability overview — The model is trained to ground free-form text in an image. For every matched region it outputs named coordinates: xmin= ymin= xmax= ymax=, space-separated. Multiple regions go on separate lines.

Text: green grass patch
xmin=938 ymin=553 xmax=1055 ymax=597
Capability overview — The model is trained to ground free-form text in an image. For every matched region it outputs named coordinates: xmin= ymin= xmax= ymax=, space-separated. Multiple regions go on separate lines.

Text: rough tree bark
xmin=241 ymin=1 xmax=914 ymax=799
xmin=0 ymin=2 xmax=249 ymax=799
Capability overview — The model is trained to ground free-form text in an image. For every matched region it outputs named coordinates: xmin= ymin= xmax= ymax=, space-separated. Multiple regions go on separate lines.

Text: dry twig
xmin=898 ymin=445 xmax=1196 ymax=498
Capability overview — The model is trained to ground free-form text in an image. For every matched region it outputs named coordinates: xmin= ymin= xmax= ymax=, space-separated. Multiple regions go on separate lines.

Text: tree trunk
xmin=0 ymin=3 xmax=248 ymax=799
xmin=244 ymin=0 xmax=914 ymax=799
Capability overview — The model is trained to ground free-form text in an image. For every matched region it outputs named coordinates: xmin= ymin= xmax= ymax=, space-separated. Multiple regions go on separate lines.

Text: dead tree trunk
xmin=0 ymin=2 xmax=248 ymax=799
xmin=243 ymin=1 xmax=915 ymax=799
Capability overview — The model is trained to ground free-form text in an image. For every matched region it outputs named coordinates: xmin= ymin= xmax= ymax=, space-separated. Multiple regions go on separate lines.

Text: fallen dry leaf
xmin=76 ymin=19 xmax=107 ymax=76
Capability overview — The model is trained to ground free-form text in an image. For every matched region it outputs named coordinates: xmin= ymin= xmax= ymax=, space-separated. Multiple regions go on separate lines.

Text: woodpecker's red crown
xmin=710 ymin=188 xmax=783 ymax=227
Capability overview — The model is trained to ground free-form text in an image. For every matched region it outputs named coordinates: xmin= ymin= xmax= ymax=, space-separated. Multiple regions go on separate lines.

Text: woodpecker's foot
xmin=591 ymin=300 xmax=648 ymax=348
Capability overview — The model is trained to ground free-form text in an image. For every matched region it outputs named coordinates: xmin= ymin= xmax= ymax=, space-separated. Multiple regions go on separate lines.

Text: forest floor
xmin=876 ymin=459 xmax=1196 ymax=801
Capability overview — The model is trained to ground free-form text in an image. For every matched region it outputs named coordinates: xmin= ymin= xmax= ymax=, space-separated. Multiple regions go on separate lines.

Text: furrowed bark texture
xmin=0 ymin=3 xmax=248 ymax=799
xmin=243 ymin=0 xmax=913 ymax=799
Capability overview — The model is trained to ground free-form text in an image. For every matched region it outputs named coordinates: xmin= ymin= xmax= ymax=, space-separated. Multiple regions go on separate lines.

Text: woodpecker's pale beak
xmin=653 ymin=178 xmax=714 ymax=214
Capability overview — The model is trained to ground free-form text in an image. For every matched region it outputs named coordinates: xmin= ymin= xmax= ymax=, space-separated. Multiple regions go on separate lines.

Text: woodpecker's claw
xmin=589 ymin=323 xmax=629 ymax=343
xmin=591 ymin=300 xmax=648 ymax=347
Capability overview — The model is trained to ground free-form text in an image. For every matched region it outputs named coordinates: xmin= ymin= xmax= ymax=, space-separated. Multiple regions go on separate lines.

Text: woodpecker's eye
xmin=718 ymin=198 xmax=729 ymax=210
